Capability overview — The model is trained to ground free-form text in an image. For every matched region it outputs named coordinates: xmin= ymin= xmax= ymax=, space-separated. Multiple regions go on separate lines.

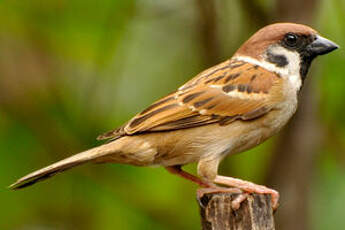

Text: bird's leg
xmin=165 ymin=165 xmax=213 ymax=188
xmin=165 ymin=165 xmax=245 ymax=210
xmin=214 ymin=175 xmax=280 ymax=210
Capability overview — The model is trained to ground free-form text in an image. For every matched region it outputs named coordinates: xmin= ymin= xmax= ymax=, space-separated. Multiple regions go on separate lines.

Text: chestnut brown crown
xmin=235 ymin=23 xmax=338 ymax=79
xmin=235 ymin=23 xmax=317 ymax=59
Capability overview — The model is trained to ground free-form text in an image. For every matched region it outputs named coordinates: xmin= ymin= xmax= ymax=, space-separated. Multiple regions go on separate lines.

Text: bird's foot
xmin=196 ymin=187 xmax=247 ymax=210
xmin=214 ymin=175 xmax=280 ymax=210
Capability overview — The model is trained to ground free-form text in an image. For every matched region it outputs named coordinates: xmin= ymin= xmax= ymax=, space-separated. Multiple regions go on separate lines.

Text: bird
xmin=10 ymin=23 xmax=338 ymax=210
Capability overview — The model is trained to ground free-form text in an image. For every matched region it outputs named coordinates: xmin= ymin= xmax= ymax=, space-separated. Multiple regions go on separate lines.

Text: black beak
xmin=307 ymin=35 xmax=339 ymax=56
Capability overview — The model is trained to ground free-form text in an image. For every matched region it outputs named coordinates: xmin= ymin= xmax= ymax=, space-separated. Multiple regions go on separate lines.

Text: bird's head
xmin=235 ymin=23 xmax=338 ymax=82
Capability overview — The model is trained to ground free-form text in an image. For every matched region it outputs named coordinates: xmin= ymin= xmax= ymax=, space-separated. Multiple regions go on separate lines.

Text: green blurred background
xmin=0 ymin=0 xmax=344 ymax=229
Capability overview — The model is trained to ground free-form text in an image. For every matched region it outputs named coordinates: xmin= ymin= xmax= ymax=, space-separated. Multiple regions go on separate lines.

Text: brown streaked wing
xmin=170 ymin=61 xmax=283 ymax=119
xmin=97 ymin=60 xmax=233 ymax=139
xmin=97 ymin=59 xmax=283 ymax=139
xmin=97 ymin=93 xmax=178 ymax=140
xmin=178 ymin=59 xmax=232 ymax=91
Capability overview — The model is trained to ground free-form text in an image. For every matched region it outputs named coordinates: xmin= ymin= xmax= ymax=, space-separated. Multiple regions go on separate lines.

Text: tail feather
xmin=9 ymin=141 xmax=120 ymax=190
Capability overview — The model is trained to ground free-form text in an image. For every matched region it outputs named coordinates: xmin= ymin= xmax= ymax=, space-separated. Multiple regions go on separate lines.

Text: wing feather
xmin=97 ymin=59 xmax=283 ymax=140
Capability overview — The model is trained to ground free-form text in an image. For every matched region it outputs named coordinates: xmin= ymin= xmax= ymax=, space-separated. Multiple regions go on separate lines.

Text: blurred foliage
xmin=0 ymin=0 xmax=344 ymax=229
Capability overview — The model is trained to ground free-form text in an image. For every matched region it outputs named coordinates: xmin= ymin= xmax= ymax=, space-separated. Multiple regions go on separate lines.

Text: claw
xmin=214 ymin=175 xmax=280 ymax=211
xmin=231 ymin=193 xmax=248 ymax=210
xmin=197 ymin=187 xmax=244 ymax=209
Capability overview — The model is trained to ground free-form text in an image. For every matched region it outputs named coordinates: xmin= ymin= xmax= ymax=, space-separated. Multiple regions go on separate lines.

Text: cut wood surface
xmin=198 ymin=191 xmax=275 ymax=230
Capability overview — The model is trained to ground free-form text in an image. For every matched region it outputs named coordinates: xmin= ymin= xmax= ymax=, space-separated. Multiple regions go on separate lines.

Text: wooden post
xmin=197 ymin=191 xmax=275 ymax=230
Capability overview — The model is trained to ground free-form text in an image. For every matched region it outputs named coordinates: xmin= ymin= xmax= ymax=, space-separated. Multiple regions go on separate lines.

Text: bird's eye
xmin=284 ymin=33 xmax=298 ymax=47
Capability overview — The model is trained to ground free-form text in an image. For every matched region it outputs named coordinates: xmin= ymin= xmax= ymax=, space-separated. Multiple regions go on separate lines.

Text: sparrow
xmin=10 ymin=23 xmax=338 ymax=210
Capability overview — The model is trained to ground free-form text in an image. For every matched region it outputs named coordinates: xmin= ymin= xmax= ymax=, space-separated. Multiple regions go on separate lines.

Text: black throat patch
xmin=299 ymin=51 xmax=315 ymax=82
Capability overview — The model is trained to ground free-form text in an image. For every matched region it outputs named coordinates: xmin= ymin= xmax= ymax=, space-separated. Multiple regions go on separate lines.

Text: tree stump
xmin=197 ymin=191 xmax=275 ymax=230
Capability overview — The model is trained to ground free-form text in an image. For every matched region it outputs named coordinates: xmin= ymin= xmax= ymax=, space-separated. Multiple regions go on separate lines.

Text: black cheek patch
xmin=267 ymin=51 xmax=288 ymax=67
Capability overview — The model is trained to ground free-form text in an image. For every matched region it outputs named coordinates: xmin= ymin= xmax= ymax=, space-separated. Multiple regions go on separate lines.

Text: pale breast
xmin=225 ymin=82 xmax=299 ymax=155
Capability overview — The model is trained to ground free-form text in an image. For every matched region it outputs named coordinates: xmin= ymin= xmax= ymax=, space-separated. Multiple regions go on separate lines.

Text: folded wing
xmin=98 ymin=59 xmax=283 ymax=140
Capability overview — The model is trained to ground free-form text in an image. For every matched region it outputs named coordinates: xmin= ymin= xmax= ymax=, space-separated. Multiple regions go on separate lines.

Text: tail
xmin=9 ymin=140 xmax=121 ymax=190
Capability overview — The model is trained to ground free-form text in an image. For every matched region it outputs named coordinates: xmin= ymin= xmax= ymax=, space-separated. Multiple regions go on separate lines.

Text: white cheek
xmin=234 ymin=47 xmax=302 ymax=91
xmin=267 ymin=46 xmax=301 ymax=76
xmin=267 ymin=46 xmax=302 ymax=91
xmin=288 ymin=73 xmax=302 ymax=91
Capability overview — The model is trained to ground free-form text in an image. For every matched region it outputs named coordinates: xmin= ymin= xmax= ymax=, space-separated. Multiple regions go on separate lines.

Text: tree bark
xmin=198 ymin=191 xmax=275 ymax=230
